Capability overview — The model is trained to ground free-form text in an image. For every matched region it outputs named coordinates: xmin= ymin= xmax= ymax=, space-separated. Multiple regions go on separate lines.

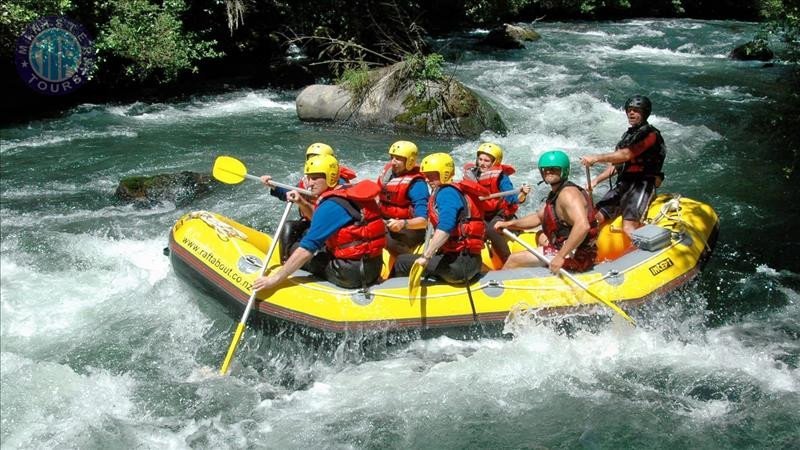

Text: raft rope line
xmin=183 ymin=200 xmax=688 ymax=301
xmin=187 ymin=210 xmax=250 ymax=258
xmin=647 ymin=194 xmax=685 ymax=231
xmin=280 ymin=278 xmax=517 ymax=301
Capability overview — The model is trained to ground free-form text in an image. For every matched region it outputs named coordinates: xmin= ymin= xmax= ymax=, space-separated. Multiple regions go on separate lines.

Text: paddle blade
xmin=408 ymin=262 xmax=423 ymax=301
xmin=219 ymin=321 xmax=246 ymax=375
xmin=381 ymin=249 xmax=394 ymax=280
xmin=212 ymin=156 xmax=248 ymax=185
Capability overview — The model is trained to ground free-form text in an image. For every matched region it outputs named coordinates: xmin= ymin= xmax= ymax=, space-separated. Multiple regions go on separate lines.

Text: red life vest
xmin=316 ymin=180 xmax=387 ymax=260
xmin=428 ymin=180 xmax=488 ymax=255
xmin=542 ymin=181 xmax=598 ymax=251
xmin=615 ymin=123 xmax=666 ymax=182
xmin=338 ymin=165 xmax=358 ymax=182
xmin=463 ymin=162 xmax=518 ymax=219
xmin=296 ymin=164 xmax=359 ymax=220
xmin=376 ymin=162 xmax=426 ymax=219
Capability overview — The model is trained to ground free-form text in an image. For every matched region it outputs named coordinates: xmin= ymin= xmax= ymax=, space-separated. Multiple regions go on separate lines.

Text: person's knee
xmin=392 ymin=254 xmax=415 ymax=277
xmin=502 ymin=252 xmax=526 ymax=269
xmin=537 ymin=232 xmax=549 ymax=247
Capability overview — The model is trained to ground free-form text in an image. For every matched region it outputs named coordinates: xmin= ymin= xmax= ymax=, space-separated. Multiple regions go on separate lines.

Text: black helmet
xmin=624 ymin=95 xmax=652 ymax=119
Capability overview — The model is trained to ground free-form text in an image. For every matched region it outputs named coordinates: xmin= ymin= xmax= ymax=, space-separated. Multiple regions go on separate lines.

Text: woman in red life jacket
xmin=253 ymin=154 xmax=386 ymax=291
xmin=495 ymin=150 xmax=598 ymax=274
xmin=393 ymin=153 xmax=489 ymax=284
xmin=462 ymin=143 xmax=530 ymax=263
xmin=259 ymin=142 xmax=358 ymax=263
xmin=580 ymin=95 xmax=666 ymax=239
xmin=377 ymin=140 xmax=430 ymax=255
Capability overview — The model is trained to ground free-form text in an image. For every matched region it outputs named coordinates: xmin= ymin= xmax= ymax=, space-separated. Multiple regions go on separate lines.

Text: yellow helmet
xmin=305 ymin=142 xmax=335 ymax=158
xmin=420 ymin=152 xmax=455 ymax=184
xmin=304 ymin=154 xmax=339 ymax=188
xmin=477 ymin=142 xmax=503 ymax=165
xmin=388 ymin=140 xmax=418 ymax=171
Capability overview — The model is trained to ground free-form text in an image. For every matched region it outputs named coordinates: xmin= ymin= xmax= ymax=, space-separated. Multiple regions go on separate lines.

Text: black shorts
xmin=595 ymin=178 xmax=655 ymax=222
xmin=304 ymin=252 xmax=382 ymax=289
xmin=386 ymin=228 xmax=426 ymax=255
xmin=393 ymin=252 xmax=481 ymax=284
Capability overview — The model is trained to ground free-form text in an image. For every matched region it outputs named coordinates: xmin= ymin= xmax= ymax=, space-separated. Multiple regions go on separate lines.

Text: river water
xmin=1 ymin=19 xmax=798 ymax=449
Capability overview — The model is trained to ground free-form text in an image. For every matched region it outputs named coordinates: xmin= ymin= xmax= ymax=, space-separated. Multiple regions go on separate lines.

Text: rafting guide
xmin=14 ymin=15 xmax=95 ymax=95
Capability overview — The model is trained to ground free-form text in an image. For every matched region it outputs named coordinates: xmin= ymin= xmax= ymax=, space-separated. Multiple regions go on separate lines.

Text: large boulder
xmin=480 ymin=23 xmax=541 ymax=49
xmin=295 ymin=62 xmax=506 ymax=138
xmin=729 ymin=41 xmax=774 ymax=61
xmin=115 ymin=171 xmax=216 ymax=206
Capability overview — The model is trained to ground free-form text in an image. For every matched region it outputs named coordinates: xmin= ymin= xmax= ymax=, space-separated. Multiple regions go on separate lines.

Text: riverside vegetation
xmin=1 ymin=1 xmax=797 ymax=116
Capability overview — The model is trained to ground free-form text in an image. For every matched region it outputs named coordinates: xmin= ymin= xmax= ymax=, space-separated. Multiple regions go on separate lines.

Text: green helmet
xmin=537 ymin=150 xmax=570 ymax=181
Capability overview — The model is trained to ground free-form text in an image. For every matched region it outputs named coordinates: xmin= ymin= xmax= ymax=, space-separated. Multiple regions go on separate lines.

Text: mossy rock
xmin=115 ymin=171 xmax=217 ymax=206
xmin=393 ymin=95 xmax=440 ymax=132
xmin=730 ymin=41 xmax=773 ymax=61
xmin=297 ymin=62 xmax=506 ymax=137
xmin=480 ymin=23 xmax=541 ymax=49
xmin=390 ymin=78 xmax=506 ymax=136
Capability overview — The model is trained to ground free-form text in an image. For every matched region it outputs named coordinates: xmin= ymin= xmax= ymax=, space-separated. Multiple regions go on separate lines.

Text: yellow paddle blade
xmin=212 ymin=155 xmax=248 ymax=185
xmin=219 ymin=321 xmax=246 ymax=375
xmin=408 ymin=262 xmax=423 ymax=300
xmin=381 ymin=249 xmax=394 ymax=280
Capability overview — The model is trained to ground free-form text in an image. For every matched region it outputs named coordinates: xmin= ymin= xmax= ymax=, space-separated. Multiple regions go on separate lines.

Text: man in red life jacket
xmin=254 ymin=154 xmax=386 ymax=291
xmin=377 ymin=140 xmax=429 ymax=255
xmin=260 ymin=142 xmax=358 ymax=262
xmin=462 ymin=142 xmax=530 ymax=262
xmin=580 ymin=95 xmax=666 ymax=239
xmin=393 ymin=153 xmax=489 ymax=284
xmin=495 ymin=150 xmax=598 ymax=273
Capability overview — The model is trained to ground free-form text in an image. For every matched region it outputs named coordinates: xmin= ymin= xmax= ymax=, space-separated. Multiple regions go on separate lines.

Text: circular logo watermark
xmin=15 ymin=16 xmax=95 ymax=96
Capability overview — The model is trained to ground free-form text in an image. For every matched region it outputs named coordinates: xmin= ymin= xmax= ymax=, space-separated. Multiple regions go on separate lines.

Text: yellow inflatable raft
xmin=168 ymin=194 xmax=718 ymax=332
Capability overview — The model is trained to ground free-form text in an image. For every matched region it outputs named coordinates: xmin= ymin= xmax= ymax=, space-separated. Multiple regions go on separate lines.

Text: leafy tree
xmin=759 ymin=0 xmax=800 ymax=63
xmin=0 ymin=0 xmax=73 ymax=59
xmin=464 ymin=0 xmax=534 ymax=24
xmin=94 ymin=0 xmax=220 ymax=82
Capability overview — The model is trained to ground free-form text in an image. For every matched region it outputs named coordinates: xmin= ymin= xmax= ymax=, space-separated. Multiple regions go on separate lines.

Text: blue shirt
xmin=298 ymin=199 xmax=354 ymax=253
xmin=498 ymin=173 xmax=519 ymax=204
xmin=433 ymin=186 xmax=465 ymax=234
xmin=407 ymin=179 xmax=429 ymax=219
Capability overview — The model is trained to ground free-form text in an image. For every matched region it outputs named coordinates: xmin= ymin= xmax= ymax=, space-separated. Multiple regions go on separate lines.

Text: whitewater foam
xmin=1 ymin=128 xmax=138 ymax=155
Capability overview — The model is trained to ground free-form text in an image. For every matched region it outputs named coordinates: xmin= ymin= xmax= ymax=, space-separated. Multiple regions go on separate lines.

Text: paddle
xmin=501 ymin=228 xmax=635 ymax=325
xmin=219 ymin=200 xmax=293 ymax=375
xmin=212 ymin=155 xmax=314 ymax=196
xmin=478 ymin=187 xmax=523 ymax=201
xmin=585 ymin=165 xmax=593 ymax=198
xmin=408 ymin=222 xmax=433 ymax=301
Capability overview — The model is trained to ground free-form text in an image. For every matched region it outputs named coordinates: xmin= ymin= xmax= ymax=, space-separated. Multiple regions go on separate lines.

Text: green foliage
xmin=759 ymin=0 xmax=800 ymax=64
xmin=338 ymin=65 xmax=373 ymax=99
xmin=578 ymin=0 xmax=632 ymax=14
xmin=464 ymin=0 xmax=533 ymax=24
xmin=402 ymin=52 xmax=445 ymax=95
xmin=0 ymin=0 xmax=73 ymax=58
xmin=95 ymin=0 xmax=220 ymax=81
